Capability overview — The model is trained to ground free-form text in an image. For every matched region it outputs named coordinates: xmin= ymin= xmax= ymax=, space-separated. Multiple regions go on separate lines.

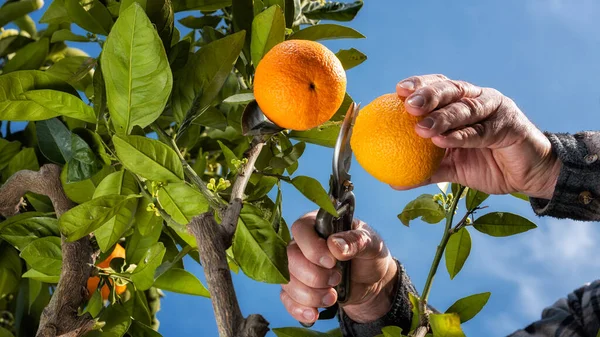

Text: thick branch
xmin=188 ymin=213 xmax=269 ymax=337
xmin=0 ymin=164 xmax=96 ymax=337
xmin=220 ymin=137 xmax=264 ymax=246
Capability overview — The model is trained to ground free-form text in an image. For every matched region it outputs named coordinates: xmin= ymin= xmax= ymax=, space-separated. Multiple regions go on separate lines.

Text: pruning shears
xmin=301 ymin=102 xmax=360 ymax=326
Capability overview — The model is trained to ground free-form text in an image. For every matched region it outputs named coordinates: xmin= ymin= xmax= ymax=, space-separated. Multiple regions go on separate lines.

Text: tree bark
xmin=0 ymin=164 xmax=97 ymax=337
xmin=188 ymin=213 xmax=269 ymax=337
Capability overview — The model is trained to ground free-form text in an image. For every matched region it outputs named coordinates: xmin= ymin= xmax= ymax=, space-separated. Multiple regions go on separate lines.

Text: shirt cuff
xmin=530 ymin=132 xmax=600 ymax=221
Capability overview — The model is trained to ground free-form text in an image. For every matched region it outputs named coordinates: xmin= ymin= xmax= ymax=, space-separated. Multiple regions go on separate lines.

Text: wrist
xmin=525 ymin=135 xmax=562 ymax=200
xmin=342 ymin=257 xmax=398 ymax=323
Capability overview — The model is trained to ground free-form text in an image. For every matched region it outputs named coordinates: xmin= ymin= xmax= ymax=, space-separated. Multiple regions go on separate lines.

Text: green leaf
xmin=0 ymin=326 xmax=13 ymax=337
xmin=380 ymin=326 xmax=403 ymax=337
xmin=50 ymin=29 xmax=90 ymax=43
xmin=23 ymin=89 xmax=96 ymax=123
xmin=0 ymin=243 xmax=22 ymax=299
xmin=83 ymin=289 xmax=103 ymax=318
xmin=302 ymin=0 xmax=363 ymax=22
xmin=101 ymin=3 xmax=172 ymax=134
xmin=0 ymin=0 xmax=44 ymax=28
xmin=335 ymin=48 xmax=367 ymax=70
xmin=223 ymin=93 xmax=255 ymax=104
xmin=178 ymin=15 xmax=222 ymax=29
xmin=86 ymin=304 xmax=132 ymax=337
xmin=36 ymin=118 xmax=72 ymax=164
xmin=289 ymin=24 xmax=365 ymax=41
xmin=127 ymin=214 xmax=162 ymax=264
xmin=93 ymin=170 xmax=139 ymax=251
xmin=446 ymin=292 xmax=491 ymax=323
xmin=3 ymin=148 xmax=39 ymax=180
xmin=172 ymin=0 xmax=232 ymax=12
xmin=14 ymin=14 xmax=36 ymax=38
xmin=0 ymin=139 xmax=22 ymax=171
xmin=408 ymin=292 xmax=420 ymax=332
xmin=251 ymin=5 xmax=285 ymax=66
xmin=0 ymin=216 xmax=59 ymax=251
xmin=233 ymin=204 xmax=289 ymax=283
xmin=290 ymin=176 xmax=337 ymax=217
xmin=20 ymin=237 xmax=62 ymax=276
xmin=112 ymin=135 xmax=184 ymax=183
xmin=3 ymin=38 xmax=48 ymax=73
xmin=130 ymin=242 xmax=166 ymax=291
xmin=154 ymin=268 xmax=210 ymax=297
xmin=510 ymin=192 xmax=529 ymax=202
xmin=59 ymin=194 xmax=138 ymax=241
xmin=22 ymin=268 xmax=59 ymax=283
xmin=465 ymin=188 xmax=489 ymax=211
xmin=445 ymin=228 xmax=471 ymax=279
xmin=269 ymin=142 xmax=305 ymax=169
xmin=157 ymin=182 xmax=209 ymax=225
xmin=217 ymin=140 xmax=239 ymax=173
xmin=134 ymin=195 xmax=163 ymax=236
xmin=429 ymin=313 xmax=466 ymax=337
xmin=40 ymin=0 xmax=70 ymax=25
xmin=123 ymin=290 xmax=152 ymax=326
xmin=473 ymin=212 xmax=537 ymax=237
xmin=128 ymin=320 xmax=163 ymax=337
xmin=171 ymin=30 xmax=245 ymax=124
xmin=0 ymin=71 xmax=81 ymax=122
xmin=65 ymin=0 xmax=113 ymax=35
xmin=273 ymin=328 xmax=335 ymax=337
xmin=61 ymin=163 xmax=115 ymax=204
xmin=47 ymin=56 xmax=95 ymax=92
xmin=398 ymin=194 xmax=445 ymax=226
xmin=289 ymin=122 xmax=340 ymax=148
xmin=66 ymin=133 xmax=103 ymax=182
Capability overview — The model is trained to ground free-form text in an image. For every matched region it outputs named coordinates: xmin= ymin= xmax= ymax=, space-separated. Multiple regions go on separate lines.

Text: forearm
xmin=530 ymin=131 xmax=600 ymax=221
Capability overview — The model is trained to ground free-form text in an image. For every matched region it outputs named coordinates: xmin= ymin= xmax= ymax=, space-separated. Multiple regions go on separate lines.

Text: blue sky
xmin=10 ymin=0 xmax=600 ymax=336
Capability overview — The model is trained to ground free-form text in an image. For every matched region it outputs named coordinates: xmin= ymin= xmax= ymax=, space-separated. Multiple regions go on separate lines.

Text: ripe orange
xmin=350 ymin=94 xmax=445 ymax=187
xmin=254 ymin=40 xmax=346 ymax=131
xmin=87 ymin=243 xmax=127 ymax=300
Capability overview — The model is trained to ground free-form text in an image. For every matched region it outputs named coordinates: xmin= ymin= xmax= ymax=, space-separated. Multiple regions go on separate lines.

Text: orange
xmin=87 ymin=243 xmax=127 ymax=300
xmin=350 ymin=94 xmax=445 ymax=187
xmin=254 ymin=40 xmax=346 ymax=131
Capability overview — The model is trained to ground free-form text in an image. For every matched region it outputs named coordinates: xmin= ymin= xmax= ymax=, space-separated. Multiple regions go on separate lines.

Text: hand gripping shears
xmin=301 ymin=102 xmax=360 ymax=326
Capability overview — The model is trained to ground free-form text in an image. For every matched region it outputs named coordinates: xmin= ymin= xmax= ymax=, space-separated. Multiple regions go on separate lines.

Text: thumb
xmin=327 ymin=225 xmax=384 ymax=262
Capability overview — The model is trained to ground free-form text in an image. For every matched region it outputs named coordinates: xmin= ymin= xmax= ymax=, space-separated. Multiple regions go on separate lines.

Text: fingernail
xmin=303 ymin=310 xmax=315 ymax=321
xmin=398 ymin=80 xmax=415 ymax=90
xmin=407 ymin=94 xmax=425 ymax=108
xmin=328 ymin=272 xmax=341 ymax=287
xmin=417 ymin=117 xmax=435 ymax=129
xmin=322 ymin=292 xmax=336 ymax=306
xmin=332 ymin=237 xmax=349 ymax=255
xmin=320 ymin=256 xmax=335 ymax=269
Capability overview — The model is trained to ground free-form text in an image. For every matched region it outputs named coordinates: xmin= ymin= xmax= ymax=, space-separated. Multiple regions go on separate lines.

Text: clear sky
xmin=13 ymin=0 xmax=600 ymax=336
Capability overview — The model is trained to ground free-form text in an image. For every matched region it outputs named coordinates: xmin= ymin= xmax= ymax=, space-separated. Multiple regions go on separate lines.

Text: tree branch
xmin=0 ymin=164 xmax=97 ymax=337
xmin=220 ymin=137 xmax=264 ymax=247
xmin=188 ymin=213 xmax=269 ymax=337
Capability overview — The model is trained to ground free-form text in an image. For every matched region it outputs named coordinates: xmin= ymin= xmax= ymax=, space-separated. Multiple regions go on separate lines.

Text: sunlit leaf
xmin=289 ymin=24 xmax=364 ymax=41
xmin=251 ymin=5 xmax=285 ymax=66
xmin=19 ymin=237 xmax=62 ymax=276
xmin=0 ymin=243 xmax=22 ymax=299
xmin=289 ymin=122 xmax=340 ymax=148
xmin=154 ymin=268 xmax=210 ymax=297
xmin=3 ymin=38 xmax=48 ymax=73
xmin=398 ymin=194 xmax=445 ymax=226
xmin=465 ymin=188 xmax=488 ymax=211
xmin=50 ymin=29 xmax=90 ymax=42
xmin=302 ymin=0 xmax=363 ymax=22
xmin=65 ymin=0 xmax=113 ymax=35
xmin=290 ymin=176 xmax=337 ymax=216
xmin=172 ymin=0 xmax=231 ymax=12
xmin=0 ymin=216 xmax=59 ymax=251
xmin=0 ymin=0 xmax=44 ymax=28
xmin=429 ymin=313 xmax=466 ymax=337
xmin=130 ymin=242 xmax=166 ymax=291
xmin=473 ymin=212 xmax=537 ymax=237
xmin=445 ymin=228 xmax=471 ymax=279
xmin=446 ymin=292 xmax=491 ymax=323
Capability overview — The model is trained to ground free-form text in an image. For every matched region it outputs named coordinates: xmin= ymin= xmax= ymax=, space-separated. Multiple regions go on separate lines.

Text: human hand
xmin=395 ymin=74 xmax=561 ymax=199
xmin=281 ymin=212 xmax=398 ymax=325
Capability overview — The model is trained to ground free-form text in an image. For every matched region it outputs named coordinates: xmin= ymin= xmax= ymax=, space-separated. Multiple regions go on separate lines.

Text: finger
xmin=291 ymin=212 xmax=337 ymax=269
xmin=280 ymin=289 xmax=318 ymax=323
xmin=327 ymin=223 xmax=387 ymax=262
xmin=404 ymin=80 xmax=483 ymax=117
xmin=396 ymin=74 xmax=449 ymax=96
xmin=288 ymin=242 xmax=341 ymax=289
xmin=281 ymin=275 xmax=337 ymax=308
xmin=432 ymin=124 xmax=495 ymax=149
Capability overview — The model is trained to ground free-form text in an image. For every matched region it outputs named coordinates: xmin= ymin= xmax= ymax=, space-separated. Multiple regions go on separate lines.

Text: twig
xmin=188 ymin=213 xmax=269 ymax=337
xmin=414 ymin=185 xmax=466 ymax=336
xmin=253 ymin=170 xmax=291 ymax=182
xmin=220 ymin=137 xmax=264 ymax=247
xmin=0 ymin=164 xmax=97 ymax=337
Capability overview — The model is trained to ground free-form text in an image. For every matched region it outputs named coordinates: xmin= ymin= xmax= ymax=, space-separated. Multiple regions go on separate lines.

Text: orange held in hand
xmin=254 ymin=40 xmax=346 ymax=131
xmin=350 ymin=94 xmax=445 ymax=187
xmin=86 ymin=243 xmax=127 ymax=300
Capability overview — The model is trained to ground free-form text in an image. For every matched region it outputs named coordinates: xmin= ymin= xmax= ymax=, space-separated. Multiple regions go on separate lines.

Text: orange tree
xmin=0 ymin=1 xmax=537 ymax=337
